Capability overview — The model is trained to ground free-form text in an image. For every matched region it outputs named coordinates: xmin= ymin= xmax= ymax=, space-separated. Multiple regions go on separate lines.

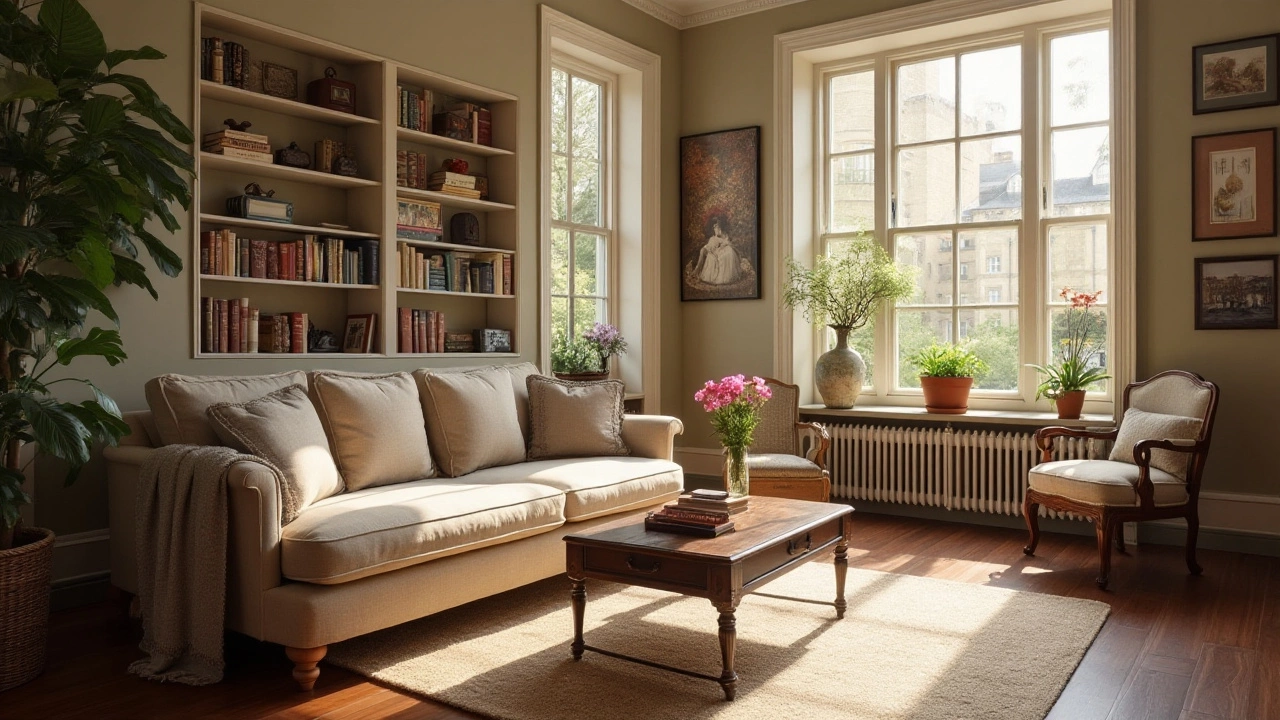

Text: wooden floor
xmin=7 ymin=512 xmax=1277 ymax=719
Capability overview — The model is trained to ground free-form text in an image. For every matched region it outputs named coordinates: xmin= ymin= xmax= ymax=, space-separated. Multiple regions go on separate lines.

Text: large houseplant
xmin=783 ymin=238 xmax=915 ymax=408
xmin=0 ymin=0 xmax=191 ymax=689
xmin=910 ymin=343 xmax=989 ymax=415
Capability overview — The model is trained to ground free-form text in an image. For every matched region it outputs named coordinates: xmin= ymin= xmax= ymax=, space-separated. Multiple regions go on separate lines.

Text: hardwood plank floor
xmin=6 ymin=512 xmax=1277 ymax=719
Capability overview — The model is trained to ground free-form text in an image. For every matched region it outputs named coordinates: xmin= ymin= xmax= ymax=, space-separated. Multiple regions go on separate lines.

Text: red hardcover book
xmin=658 ymin=506 xmax=731 ymax=525
xmin=398 ymin=307 xmax=412 ymax=353
xmin=410 ymin=310 xmax=420 ymax=353
xmin=280 ymin=243 xmax=292 ymax=282
xmin=200 ymin=231 xmax=214 ymax=274
xmin=290 ymin=312 xmax=306 ymax=353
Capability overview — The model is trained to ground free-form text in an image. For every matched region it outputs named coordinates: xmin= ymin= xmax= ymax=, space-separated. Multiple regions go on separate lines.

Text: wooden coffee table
xmin=563 ymin=495 xmax=854 ymax=700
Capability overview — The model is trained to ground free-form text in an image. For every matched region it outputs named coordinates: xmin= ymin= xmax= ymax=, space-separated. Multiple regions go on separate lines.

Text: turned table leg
xmin=715 ymin=602 xmax=739 ymax=701
xmin=285 ymin=645 xmax=327 ymax=691
xmin=835 ymin=515 xmax=851 ymax=619
xmin=570 ymin=577 xmax=586 ymax=660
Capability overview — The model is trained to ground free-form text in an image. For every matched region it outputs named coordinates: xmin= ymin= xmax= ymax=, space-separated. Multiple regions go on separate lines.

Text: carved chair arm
xmin=796 ymin=421 xmax=831 ymax=471
xmin=1034 ymin=425 xmax=1118 ymax=462
xmin=1130 ymin=438 xmax=1208 ymax=510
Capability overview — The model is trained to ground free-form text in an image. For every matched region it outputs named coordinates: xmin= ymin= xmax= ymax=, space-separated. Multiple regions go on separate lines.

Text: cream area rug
xmin=328 ymin=562 xmax=1109 ymax=720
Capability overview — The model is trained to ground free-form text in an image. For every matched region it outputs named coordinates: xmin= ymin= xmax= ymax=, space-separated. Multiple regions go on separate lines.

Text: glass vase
xmin=723 ymin=445 xmax=750 ymax=498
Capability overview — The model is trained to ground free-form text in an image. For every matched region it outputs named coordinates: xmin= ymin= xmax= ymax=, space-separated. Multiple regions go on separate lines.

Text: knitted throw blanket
xmin=128 ymin=444 xmax=279 ymax=685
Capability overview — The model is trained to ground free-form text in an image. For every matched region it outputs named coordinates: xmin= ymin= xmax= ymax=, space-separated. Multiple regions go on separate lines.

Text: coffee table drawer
xmin=741 ymin=517 xmax=843 ymax=586
xmin=583 ymin=546 xmax=709 ymax=590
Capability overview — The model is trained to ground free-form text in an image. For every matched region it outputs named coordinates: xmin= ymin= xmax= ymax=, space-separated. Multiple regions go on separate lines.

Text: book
xmin=658 ymin=505 xmax=731 ymax=524
xmin=204 ymin=128 xmax=269 ymax=144
xmin=644 ymin=515 xmax=735 ymax=537
xmin=206 ymin=146 xmax=273 ymax=163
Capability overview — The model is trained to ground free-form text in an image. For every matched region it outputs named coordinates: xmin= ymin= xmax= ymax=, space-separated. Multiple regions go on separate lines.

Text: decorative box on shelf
xmin=396 ymin=198 xmax=443 ymax=241
xmin=308 ymin=67 xmax=356 ymax=114
xmin=226 ymin=183 xmax=292 ymax=224
xmin=474 ymin=328 xmax=512 ymax=353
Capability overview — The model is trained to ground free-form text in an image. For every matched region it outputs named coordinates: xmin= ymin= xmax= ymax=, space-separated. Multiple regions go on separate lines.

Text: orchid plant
xmin=694 ymin=375 xmax=772 ymax=451
xmin=1028 ymin=288 xmax=1111 ymax=400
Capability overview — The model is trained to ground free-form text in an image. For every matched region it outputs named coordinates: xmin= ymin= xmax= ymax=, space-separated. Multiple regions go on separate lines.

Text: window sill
xmin=799 ymin=404 xmax=1115 ymax=428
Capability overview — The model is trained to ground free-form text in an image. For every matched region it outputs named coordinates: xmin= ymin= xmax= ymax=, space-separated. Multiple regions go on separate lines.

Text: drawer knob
xmin=787 ymin=533 xmax=812 ymax=556
xmin=626 ymin=555 xmax=662 ymax=574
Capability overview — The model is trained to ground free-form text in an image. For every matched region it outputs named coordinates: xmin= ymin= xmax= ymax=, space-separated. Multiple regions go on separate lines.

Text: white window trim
xmin=773 ymin=0 xmax=1135 ymax=421
xmin=540 ymin=6 xmax=662 ymax=412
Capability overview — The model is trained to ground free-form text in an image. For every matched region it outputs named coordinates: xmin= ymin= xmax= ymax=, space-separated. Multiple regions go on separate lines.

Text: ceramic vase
xmin=815 ymin=326 xmax=866 ymax=409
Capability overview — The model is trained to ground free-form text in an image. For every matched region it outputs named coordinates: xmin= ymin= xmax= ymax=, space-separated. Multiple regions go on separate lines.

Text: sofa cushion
xmin=419 ymin=367 xmax=526 ymax=476
xmin=415 ymin=362 xmax=541 ymax=443
xmin=526 ymin=376 xmax=629 ymax=460
xmin=1029 ymin=459 xmax=1188 ymax=507
xmin=145 ymin=371 xmax=307 ymax=446
xmin=281 ymin=480 xmax=566 ymax=584
xmin=463 ymin=457 xmax=683 ymax=521
xmin=747 ymin=453 xmax=824 ymax=479
xmin=311 ymin=372 xmax=435 ymax=491
xmin=1108 ymin=408 xmax=1203 ymax=480
xmin=207 ymin=385 xmax=344 ymax=524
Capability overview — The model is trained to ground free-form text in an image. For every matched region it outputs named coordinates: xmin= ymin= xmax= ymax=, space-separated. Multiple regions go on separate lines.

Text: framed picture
xmin=261 ymin=62 xmax=297 ymax=100
xmin=1192 ymin=34 xmax=1279 ymax=114
xmin=342 ymin=313 xmax=376 ymax=353
xmin=680 ymin=126 xmax=761 ymax=301
xmin=1195 ymin=255 xmax=1278 ymax=330
xmin=1192 ymin=128 xmax=1276 ymax=241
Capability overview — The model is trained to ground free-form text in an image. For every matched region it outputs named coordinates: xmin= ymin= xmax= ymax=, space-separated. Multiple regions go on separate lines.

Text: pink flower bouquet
xmin=694 ymin=374 xmax=772 ymax=451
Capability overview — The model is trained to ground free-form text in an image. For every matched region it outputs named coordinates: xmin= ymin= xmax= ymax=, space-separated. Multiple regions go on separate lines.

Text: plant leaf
xmin=104 ymin=45 xmax=165 ymax=70
xmin=0 ymin=224 xmax=52 ymax=265
xmin=56 ymin=327 xmax=125 ymax=366
xmin=109 ymin=253 xmax=156 ymax=299
xmin=78 ymin=94 xmax=126 ymax=134
xmin=18 ymin=395 xmax=91 ymax=466
xmin=38 ymin=0 xmax=107 ymax=74
xmin=135 ymin=226 xmax=182 ymax=277
xmin=0 ymin=67 xmax=59 ymax=103
xmin=71 ymin=236 xmax=116 ymax=288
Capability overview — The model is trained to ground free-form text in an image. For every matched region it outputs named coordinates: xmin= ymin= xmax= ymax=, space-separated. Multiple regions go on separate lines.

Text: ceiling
xmin=621 ymin=0 xmax=811 ymax=29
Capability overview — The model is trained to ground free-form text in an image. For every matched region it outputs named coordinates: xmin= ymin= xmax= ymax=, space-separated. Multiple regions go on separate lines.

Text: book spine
xmin=218 ymin=299 xmax=229 ymax=353
xmin=211 ymin=38 xmax=223 ymax=84
xmin=659 ymin=508 xmax=730 ymax=524
xmin=248 ymin=308 xmax=259 ymax=353
xmin=201 ymin=297 xmax=212 ymax=353
xmin=210 ymin=146 xmax=272 ymax=162
xmin=199 ymin=231 xmax=213 ymax=274
xmin=290 ymin=312 xmax=306 ymax=354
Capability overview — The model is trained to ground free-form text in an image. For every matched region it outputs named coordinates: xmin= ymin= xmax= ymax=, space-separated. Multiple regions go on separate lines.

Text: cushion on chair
xmin=146 ymin=371 xmax=308 ymax=446
xmin=280 ymin=480 xmax=566 ymax=584
xmin=1029 ymin=459 xmax=1188 ymax=507
xmin=526 ymin=375 xmax=629 ymax=460
xmin=419 ymin=368 xmax=527 ymax=476
xmin=1108 ymin=408 xmax=1202 ymax=480
xmin=747 ymin=453 xmax=825 ymax=479
xmin=460 ymin=457 xmax=683 ymax=521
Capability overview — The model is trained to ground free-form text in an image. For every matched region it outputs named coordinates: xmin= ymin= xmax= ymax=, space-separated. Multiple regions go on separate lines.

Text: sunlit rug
xmin=328 ymin=563 xmax=1108 ymax=720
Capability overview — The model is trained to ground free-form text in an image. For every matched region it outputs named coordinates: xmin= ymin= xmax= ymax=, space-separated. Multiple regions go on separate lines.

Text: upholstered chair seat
xmin=746 ymin=378 xmax=832 ymax=502
xmin=1028 ymin=459 xmax=1188 ymax=507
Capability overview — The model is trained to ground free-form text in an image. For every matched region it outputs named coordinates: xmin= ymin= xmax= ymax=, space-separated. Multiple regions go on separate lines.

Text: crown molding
xmin=621 ymin=0 xmax=810 ymax=29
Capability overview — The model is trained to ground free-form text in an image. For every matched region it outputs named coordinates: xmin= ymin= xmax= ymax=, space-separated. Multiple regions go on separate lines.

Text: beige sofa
xmin=104 ymin=363 xmax=684 ymax=688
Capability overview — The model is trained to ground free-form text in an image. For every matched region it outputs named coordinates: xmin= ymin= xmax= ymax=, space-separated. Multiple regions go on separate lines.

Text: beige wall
xmin=677 ymin=0 xmax=1280 ymax=501
xmin=36 ymin=0 xmax=684 ymax=534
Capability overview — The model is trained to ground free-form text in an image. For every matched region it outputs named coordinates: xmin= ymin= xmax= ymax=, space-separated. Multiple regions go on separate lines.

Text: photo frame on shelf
xmin=1195 ymin=255 xmax=1279 ymax=330
xmin=1191 ymin=127 xmax=1276 ymax=241
xmin=343 ymin=313 xmax=376 ymax=353
xmin=1192 ymin=34 xmax=1279 ymax=115
xmin=680 ymin=126 xmax=761 ymax=301
xmin=261 ymin=62 xmax=298 ymax=100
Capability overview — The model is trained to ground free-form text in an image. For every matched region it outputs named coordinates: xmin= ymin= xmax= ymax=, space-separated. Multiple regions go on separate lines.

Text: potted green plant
xmin=783 ymin=238 xmax=915 ymax=409
xmin=910 ymin=343 xmax=989 ymax=414
xmin=550 ymin=323 xmax=627 ymax=382
xmin=0 ymin=0 xmax=191 ymax=689
xmin=1028 ymin=288 xmax=1111 ymax=419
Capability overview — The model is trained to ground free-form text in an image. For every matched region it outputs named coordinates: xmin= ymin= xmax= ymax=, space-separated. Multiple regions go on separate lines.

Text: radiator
xmin=827 ymin=423 xmax=1106 ymax=517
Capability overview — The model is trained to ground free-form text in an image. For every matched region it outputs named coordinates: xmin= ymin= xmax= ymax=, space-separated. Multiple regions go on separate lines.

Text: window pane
xmin=961 ymin=308 xmax=1019 ymax=391
xmin=573 ymin=297 xmax=603 ymax=339
xmin=551 ymin=227 xmax=570 ymax=294
xmin=894 ymin=232 xmax=952 ymax=304
xmin=958 ymin=228 xmax=1018 ymax=304
xmin=574 ymin=232 xmax=605 ymax=296
xmin=825 ymin=319 xmax=875 ymax=387
xmin=1051 ymin=126 xmax=1109 ymax=217
xmin=571 ymin=158 xmax=601 ymax=226
xmin=960 ymin=45 xmax=1021 ymax=135
xmin=571 ymin=76 xmax=601 ymax=160
xmin=830 ymin=153 xmax=875 ymax=232
xmin=830 ymin=71 xmax=874 ymax=152
xmin=897 ymin=143 xmax=955 ymax=226
xmin=960 ymin=136 xmax=1021 ymax=222
xmin=1048 ymin=222 xmax=1108 ymax=298
xmin=552 ymin=154 xmax=569 ymax=221
xmin=1049 ymin=306 xmax=1109 ymax=393
xmin=551 ymin=296 xmax=569 ymax=339
xmin=551 ymin=68 xmax=568 ymax=155
xmin=897 ymin=309 xmax=953 ymax=388
xmin=1050 ymin=30 xmax=1110 ymax=126
xmin=897 ymin=56 xmax=956 ymax=144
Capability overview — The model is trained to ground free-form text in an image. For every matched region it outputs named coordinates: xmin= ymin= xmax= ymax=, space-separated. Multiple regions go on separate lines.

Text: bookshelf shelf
xmin=200 ymin=81 xmax=378 ymax=127
xmin=393 ymin=237 xmax=514 ymax=254
xmin=199 ymin=213 xmax=380 ymax=239
xmin=395 ymin=186 xmax=515 ymax=213
xmin=394 ymin=125 xmax=513 ymax=157
xmin=201 ymin=274 xmax=380 ymax=290
xmin=396 ymin=287 xmax=516 ymax=299
xmin=198 ymin=352 xmax=384 ymax=359
xmin=394 ymin=352 xmax=520 ymax=359
xmin=201 ymin=152 xmax=381 ymax=189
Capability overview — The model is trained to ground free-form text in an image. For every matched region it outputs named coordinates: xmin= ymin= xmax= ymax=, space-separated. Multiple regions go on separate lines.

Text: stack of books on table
xmin=644 ymin=489 xmax=747 ymax=537
xmin=203 ymin=128 xmax=271 ymax=163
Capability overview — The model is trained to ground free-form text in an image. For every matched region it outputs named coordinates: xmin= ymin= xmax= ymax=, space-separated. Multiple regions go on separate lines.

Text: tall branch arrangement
xmin=0 ymin=0 xmax=192 ymax=547
xmin=783 ymin=238 xmax=916 ymax=330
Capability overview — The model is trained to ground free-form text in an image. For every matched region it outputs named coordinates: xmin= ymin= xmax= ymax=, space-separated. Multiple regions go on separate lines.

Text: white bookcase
xmin=192 ymin=4 xmax=519 ymax=359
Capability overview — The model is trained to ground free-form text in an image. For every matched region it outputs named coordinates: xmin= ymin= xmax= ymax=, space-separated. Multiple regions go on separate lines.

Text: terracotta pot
xmin=1055 ymin=390 xmax=1086 ymax=420
xmin=553 ymin=371 xmax=609 ymax=383
xmin=814 ymin=326 xmax=866 ymax=409
xmin=920 ymin=376 xmax=974 ymax=414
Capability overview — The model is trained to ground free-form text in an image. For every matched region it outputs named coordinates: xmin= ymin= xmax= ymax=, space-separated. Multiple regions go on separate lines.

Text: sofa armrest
xmin=621 ymin=414 xmax=684 ymax=461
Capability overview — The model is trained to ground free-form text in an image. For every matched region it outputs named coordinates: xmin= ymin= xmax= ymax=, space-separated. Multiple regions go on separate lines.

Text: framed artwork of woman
xmin=680 ymin=126 xmax=761 ymax=301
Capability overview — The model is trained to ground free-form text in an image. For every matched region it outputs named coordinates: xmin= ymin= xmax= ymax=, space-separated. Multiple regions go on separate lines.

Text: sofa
xmin=104 ymin=363 xmax=684 ymax=689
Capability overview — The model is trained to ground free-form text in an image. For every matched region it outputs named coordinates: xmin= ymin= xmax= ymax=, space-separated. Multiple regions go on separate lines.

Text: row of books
xmin=396 ymin=85 xmax=434 ymax=133
xmin=203 ymin=127 xmax=271 ymax=163
xmin=201 ymin=230 xmax=380 ymax=286
xmin=397 ymin=245 xmax=512 ymax=295
xmin=200 ymin=37 xmax=249 ymax=88
xmin=644 ymin=490 xmax=746 ymax=537
xmin=397 ymin=308 xmax=447 ymax=353
xmin=201 ymin=297 xmax=308 ymax=355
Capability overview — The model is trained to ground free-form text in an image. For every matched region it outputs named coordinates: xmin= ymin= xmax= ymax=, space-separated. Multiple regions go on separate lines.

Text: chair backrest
xmin=750 ymin=377 xmax=799 ymax=456
xmin=1123 ymin=370 xmax=1218 ymax=440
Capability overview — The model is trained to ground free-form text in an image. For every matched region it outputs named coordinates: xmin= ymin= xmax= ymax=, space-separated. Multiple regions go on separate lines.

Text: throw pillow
xmin=414 ymin=362 xmax=541 ymax=443
xmin=526 ymin=375 xmax=630 ymax=460
xmin=146 ymin=371 xmax=307 ymax=446
xmin=207 ymin=385 xmax=343 ymax=524
xmin=310 ymin=372 xmax=436 ymax=491
xmin=419 ymin=367 xmax=527 ymax=476
xmin=1108 ymin=408 xmax=1203 ymax=480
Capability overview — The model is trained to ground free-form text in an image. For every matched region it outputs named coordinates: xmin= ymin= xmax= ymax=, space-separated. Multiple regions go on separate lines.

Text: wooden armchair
xmin=1023 ymin=370 xmax=1219 ymax=589
xmin=745 ymin=378 xmax=832 ymax=502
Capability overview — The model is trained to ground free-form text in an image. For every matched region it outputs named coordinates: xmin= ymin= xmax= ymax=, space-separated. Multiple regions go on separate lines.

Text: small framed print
xmin=1192 ymin=128 xmax=1276 ymax=241
xmin=1195 ymin=255 xmax=1278 ymax=330
xmin=1193 ymin=34 xmax=1279 ymax=115
xmin=342 ymin=313 xmax=376 ymax=353
xmin=261 ymin=62 xmax=297 ymax=100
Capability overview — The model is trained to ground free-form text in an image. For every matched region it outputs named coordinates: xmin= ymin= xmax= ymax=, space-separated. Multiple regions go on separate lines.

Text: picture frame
xmin=1191 ymin=127 xmax=1276 ymax=241
xmin=680 ymin=126 xmax=761 ymax=301
xmin=342 ymin=313 xmax=376 ymax=353
xmin=1194 ymin=254 xmax=1278 ymax=330
xmin=1192 ymin=34 xmax=1279 ymax=115
xmin=261 ymin=62 xmax=297 ymax=100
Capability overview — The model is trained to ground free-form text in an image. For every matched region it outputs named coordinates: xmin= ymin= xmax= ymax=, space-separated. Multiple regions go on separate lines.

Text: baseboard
xmin=51 ymin=528 xmax=111 ymax=585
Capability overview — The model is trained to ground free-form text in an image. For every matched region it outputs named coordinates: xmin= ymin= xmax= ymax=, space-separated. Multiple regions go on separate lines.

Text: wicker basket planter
xmin=0 ymin=526 xmax=55 ymax=691
xmin=553 ymin=372 xmax=610 ymax=382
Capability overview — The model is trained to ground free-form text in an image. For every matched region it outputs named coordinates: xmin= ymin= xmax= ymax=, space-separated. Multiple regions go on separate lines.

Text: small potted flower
xmin=551 ymin=323 xmax=627 ymax=382
xmin=1029 ymin=288 xmax=1111 ymax=419
xmin=694 ymin=375 xmax=772 ymax=497
xmin=910 ymin=343 xmax=989 ymax=414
